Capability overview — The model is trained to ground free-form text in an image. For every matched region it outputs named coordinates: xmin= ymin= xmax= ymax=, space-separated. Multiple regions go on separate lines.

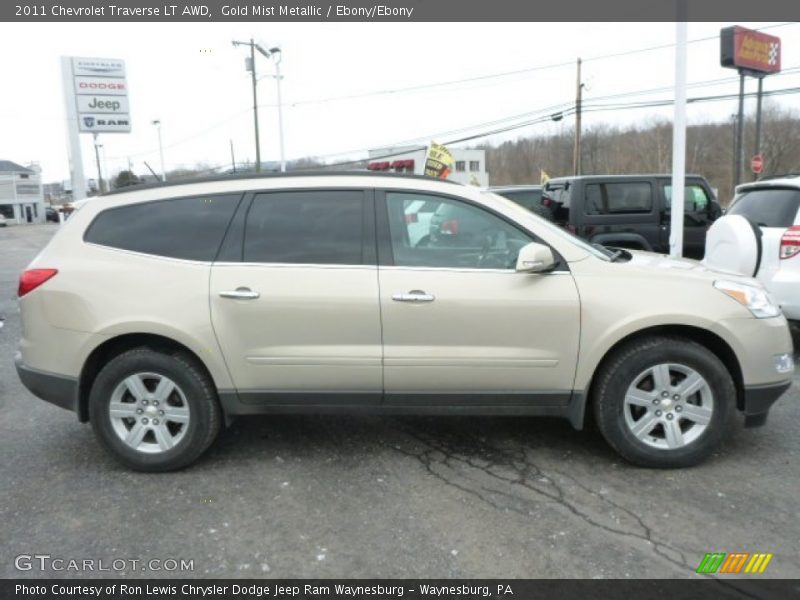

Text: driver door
xmin=377 ymin=191 xmax=581 ymax=404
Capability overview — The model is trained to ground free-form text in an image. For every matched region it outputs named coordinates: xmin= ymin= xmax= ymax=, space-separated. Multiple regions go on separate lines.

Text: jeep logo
xmin=87 ymin=98 xmax=121 ymax=111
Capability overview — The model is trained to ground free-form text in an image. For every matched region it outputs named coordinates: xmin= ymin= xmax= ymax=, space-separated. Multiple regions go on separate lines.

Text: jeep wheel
xmin=593 ymin=336 xmax=735 ymax=468
xmin=89 ymin=347 xmax=221 ymax=471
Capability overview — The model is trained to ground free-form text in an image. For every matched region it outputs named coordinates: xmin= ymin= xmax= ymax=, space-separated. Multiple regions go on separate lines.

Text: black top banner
xmin=3 ymin=0 xmax=800 ymax=22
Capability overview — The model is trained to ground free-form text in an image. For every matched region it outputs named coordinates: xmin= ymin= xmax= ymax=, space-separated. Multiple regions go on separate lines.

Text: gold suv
xmin=15 ymin=173 xmax=795 ymax=471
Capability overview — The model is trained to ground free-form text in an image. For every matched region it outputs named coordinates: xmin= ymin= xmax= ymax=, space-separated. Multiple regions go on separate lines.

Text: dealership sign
xmin=720 ymin=26 xmax=781 ymax=74
xmin=66 ymin=56 xmax=131 ymax=132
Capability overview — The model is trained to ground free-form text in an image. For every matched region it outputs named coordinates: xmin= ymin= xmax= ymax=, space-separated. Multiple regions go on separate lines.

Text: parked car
xmin=45 ymin=207 xmax=60 ymax=223
xmin=0 ymin=214 xmax=7 ymax=227
xmin=707 ymin=175 xmax=800 ymax=329
xmin=489 ymin=184 xmax=559 ymax=221
xmin=15 ymin=172 xmax=793 ymax=471
xmin=539 ymin=175 xmax=722 ymax=259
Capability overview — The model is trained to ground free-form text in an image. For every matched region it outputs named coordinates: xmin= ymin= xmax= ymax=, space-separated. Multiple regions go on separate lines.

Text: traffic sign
xmin=751 ymin=154 xmax=764 ymax=174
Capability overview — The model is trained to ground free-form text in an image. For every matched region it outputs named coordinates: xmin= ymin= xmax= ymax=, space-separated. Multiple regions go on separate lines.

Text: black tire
xmin=89 ymin=347 xmax=221 ymax=472
xmin=592 ymin=336 xmax=735 ymax=468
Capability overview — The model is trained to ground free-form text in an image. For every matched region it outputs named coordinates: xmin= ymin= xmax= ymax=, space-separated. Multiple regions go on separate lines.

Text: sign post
xmin=720 ymin=26 xmax=781 ymax=185
xmin=61 ymin=56 xmax=132 ymax=198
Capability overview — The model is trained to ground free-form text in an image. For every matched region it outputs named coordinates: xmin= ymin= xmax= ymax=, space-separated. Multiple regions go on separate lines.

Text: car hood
xmin=623 ymin=249 xmax=760 ymax=286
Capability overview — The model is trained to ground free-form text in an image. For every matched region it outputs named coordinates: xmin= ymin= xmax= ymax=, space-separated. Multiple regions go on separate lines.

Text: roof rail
xmin=102 ymin=169 xmax=460 ymax=196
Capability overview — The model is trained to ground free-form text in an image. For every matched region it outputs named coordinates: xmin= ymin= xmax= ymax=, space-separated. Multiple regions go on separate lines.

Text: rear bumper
xmin=15 ymin=352 xmax=78 ymax=414
xmin=742 ymin=380 xmax=793 ymax=427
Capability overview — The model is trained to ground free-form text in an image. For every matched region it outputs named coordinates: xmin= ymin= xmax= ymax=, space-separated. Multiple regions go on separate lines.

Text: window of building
xmin=0 ymin=204 xmax=13 ymax=219
xmin=84 ymin=194 xmax=241 ymax=261
xmin=244 ymin=190 xmax=365 ymax=265
xmin=455 ymin=161 xmax=466 ymax=172
xmin=469 ymin=161 xmax=480 ymax=172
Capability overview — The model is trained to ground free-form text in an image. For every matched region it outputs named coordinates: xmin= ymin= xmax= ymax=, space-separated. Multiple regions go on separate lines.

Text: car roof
xmin=487 ymin=185 xmax=542 ymax=191
xmin=545 ymin=174 xmax=706 ymax=184
xmin=103 ymin=170 xmax=460 ymax=196
xmin=736 ymin=175 xmax=800 ymax=193
xmin=76 ymin=171 xmax=473 ymax=209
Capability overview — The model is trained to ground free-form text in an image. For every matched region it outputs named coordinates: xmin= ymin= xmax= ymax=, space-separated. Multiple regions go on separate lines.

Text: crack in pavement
xmin=386 ymin=422 xmax=695 ymax=575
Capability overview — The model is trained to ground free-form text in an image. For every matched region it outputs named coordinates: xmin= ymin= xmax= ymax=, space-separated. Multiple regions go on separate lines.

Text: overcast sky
xmin=1 ymin=21 xmax=798 ymax=183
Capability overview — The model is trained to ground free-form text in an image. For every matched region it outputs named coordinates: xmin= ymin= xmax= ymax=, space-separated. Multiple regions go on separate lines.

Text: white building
xmin=0 ymin=161 xmax=45 ymax=224
xmin=367 ymin=146 xmax=489 ymax=187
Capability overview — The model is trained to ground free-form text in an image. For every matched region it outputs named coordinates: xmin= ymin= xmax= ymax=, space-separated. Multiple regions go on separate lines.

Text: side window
xmin=386 ymin=192 xmax=533 ymax=270
xmin=84 ymin=194 xmax=241 ymax=261
xmin=586 ymin=182 xmax=652 ymax=215
xmin=244 ymin=190 xmax=365 ymax=264
xmin=664 ymin=184 xmax=710 ymax=212
xmin=585 ymin=184 xmax=603 ymax=215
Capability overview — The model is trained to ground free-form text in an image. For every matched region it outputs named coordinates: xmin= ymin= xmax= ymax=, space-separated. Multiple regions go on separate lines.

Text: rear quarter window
xmin=84 ymin=194 xmax=241 ymax=261
xmin=728 ymin=188 xmax=800 ymax=228
xmin=495 ymin=190 xmax=542 ymax=210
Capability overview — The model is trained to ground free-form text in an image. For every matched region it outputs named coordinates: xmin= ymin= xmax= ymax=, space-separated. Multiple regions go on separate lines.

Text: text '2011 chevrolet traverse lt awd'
xmin=15 ymin=173 xmax=795 ymax=471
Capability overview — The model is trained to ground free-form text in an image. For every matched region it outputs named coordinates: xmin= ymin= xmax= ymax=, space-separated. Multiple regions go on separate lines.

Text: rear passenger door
xmin=209 ymin=189 xmax=383 ymax=404
xmin=581 ymin=180 xmax=660 ymax=251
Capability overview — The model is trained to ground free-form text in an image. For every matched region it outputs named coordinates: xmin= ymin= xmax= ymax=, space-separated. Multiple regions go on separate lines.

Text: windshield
xmin=483 ymin=192 xmax=612 ymax=261
xmin=728 ymin=188 xmax=800 ymax=228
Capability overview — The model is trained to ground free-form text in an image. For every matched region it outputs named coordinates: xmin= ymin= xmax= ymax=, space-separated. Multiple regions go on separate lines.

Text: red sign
xmin=721 ymin=26 xmax=781 ymax=74
xmin=751 ymin=154 xmax=764 ymax=174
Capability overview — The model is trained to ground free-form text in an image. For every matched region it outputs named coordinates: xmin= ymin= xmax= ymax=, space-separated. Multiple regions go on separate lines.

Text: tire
xmin=89 ymin=347 xmax=221 ymax=472
xmin=592 ymin=336 xmax=735 ymax=468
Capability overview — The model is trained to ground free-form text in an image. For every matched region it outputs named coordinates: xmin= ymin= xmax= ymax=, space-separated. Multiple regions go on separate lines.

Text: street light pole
xmin=273 ymin=49 xmax=286 ymax=172
xmin=152 ymin=119 xmax=166 ymax=182
xmin=233 ymin=39 xmax=262 ymax=173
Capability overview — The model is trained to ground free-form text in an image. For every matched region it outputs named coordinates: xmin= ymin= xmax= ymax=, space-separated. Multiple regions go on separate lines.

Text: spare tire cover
xmin=702 ymin=214 xmax=762 ymax=277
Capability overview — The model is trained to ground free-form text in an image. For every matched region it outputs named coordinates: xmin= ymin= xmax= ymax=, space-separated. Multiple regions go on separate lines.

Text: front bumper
xmin=742 ymin=380 xmax=793 ymax=427
xmin=15 ymin=353 xmax=78 ymax=414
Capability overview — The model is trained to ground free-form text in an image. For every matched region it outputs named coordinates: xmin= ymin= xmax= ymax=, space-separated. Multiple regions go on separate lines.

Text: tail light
xmin=566 ymin=224 xmax=578 ymax=234
xmin=780 ymin=226 xmax=800 ymax=260
xmin=542 ymin=197 xmax=554 ymax=209
xmin=440 ymin=219 xmax=460 ymax=235
xmin=404 ymin=213 xmax=418 ymax=224
xmin=18 ymin=269 xmax=58 ymax=297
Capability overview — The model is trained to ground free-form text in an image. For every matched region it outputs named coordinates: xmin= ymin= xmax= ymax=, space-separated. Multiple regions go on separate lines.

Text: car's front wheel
xmin=89 ymin=347 xmax=221 ymax=471
xmin=593 ymin=336 xmax=735 ymax=468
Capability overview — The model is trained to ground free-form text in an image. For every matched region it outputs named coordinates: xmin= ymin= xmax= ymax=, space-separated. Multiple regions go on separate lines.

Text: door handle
xmin=392 ymin=290 xmax=435 ymax=303
xmin=219 ymin=287 xmax=260 ymax=300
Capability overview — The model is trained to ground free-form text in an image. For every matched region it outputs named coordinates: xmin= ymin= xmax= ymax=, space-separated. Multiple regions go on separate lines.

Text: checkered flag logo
xmin=768 ymin=42 xmax=779 ymax=66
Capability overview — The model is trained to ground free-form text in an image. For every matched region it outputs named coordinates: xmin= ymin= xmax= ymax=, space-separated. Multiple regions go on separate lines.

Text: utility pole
xmin=730 ymin=114 xmax=738 ymax=193
xmin=572 ymin=57 xmax=583 ymax=176
xmin=230 ymin=139 xmax=237 ymax=173
xmin=93 ymin=134 xmax=105 ymax=194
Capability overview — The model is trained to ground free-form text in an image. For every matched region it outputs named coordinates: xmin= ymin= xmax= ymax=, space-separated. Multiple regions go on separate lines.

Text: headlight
xmin=713 ymin=280 xmax=781 ymax=318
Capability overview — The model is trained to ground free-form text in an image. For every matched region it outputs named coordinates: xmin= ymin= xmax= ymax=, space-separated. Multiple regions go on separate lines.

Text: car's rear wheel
xmin=89 ymin=347 xmax=221 ymax=471
xmin=593 ymin=336 xmax=735 ymax=468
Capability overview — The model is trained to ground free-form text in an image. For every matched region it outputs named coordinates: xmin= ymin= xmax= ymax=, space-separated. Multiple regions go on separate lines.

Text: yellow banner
xmin=424 ymin=142 xmax=455 ymax=180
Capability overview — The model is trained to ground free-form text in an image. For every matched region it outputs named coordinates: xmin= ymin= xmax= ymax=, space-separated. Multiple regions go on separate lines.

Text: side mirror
xmin=516 ymin=242 xmax=556 ymax=273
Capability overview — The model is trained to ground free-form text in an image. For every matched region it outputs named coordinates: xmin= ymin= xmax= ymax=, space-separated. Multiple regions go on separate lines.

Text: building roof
xmin=0 ymin=160 xmax=33 ymax=173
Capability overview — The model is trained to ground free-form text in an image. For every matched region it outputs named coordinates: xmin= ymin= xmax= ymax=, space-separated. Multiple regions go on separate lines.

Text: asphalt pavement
xmin=1 ymin=224 xmax=798 ymax=580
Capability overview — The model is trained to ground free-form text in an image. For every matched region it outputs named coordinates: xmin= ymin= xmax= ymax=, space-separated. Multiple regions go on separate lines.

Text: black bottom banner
xmin=3 ymin=579 xmax=799 ymax=600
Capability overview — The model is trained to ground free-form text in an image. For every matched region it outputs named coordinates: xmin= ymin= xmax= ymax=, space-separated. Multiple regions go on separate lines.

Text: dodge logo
xmin=83 ymin=116 xmax=95 ymax=128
